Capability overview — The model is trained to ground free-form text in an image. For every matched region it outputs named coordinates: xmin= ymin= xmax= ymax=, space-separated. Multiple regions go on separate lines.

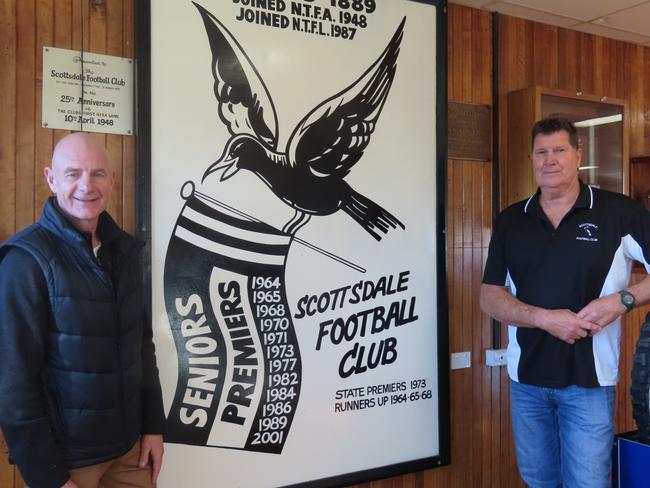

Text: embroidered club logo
xmin=576 ymin=223 xmax=598 ymax=242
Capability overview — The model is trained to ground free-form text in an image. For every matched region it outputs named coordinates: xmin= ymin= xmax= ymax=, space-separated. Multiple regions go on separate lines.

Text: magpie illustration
xmin=195 ymin=3 xmax=406 ymax=241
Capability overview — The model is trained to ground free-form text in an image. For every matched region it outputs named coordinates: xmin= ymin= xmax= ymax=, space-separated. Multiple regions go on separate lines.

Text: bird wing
xmin=194 ymin=2 xmax=278 ymax=149
xmin=286 ymin=18 xmax=405 ymax=177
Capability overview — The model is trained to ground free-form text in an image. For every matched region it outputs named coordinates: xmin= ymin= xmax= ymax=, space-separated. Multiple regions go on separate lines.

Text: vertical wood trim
xmin=35 ymin=0 xmax=54 ymax=214
xmin=0 ymin=0 xmax=17 ymax=242
xmin=122 ymin=0 xmax=135 ymax=232
xmin=646 ymin=49 xmax=650 ymax=152
xmin=628 ymin=45 xmax=645 ymax=158
xmin=106 ymin=0 xmax=124 ymax=227
xmin=15 ymin=0 xmax=36 ymax=230
xmin=52 ymin=0 xmax=73 ymax=172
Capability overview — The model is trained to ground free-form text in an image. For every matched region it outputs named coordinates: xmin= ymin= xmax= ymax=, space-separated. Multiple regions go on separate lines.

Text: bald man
xmin=0 ymin=133 xmax=165 ymax=488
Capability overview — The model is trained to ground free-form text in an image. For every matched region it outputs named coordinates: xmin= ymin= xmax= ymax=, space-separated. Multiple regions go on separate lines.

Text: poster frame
xmin=135 ymin=0 xmax=450 ymax=485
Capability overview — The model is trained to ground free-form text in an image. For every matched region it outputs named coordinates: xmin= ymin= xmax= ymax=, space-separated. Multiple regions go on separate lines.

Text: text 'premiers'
xmin=334 ymin=379 xmax=432 ymax=413
xmin=232 ymin=0 xmax=377 ymax=40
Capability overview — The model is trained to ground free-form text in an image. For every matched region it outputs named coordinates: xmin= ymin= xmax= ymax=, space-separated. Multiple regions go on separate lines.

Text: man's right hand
xmin=61 ymin=479 xmax=79 ymax=488
xmin=538 ymin=309 xmax=602 ymax=344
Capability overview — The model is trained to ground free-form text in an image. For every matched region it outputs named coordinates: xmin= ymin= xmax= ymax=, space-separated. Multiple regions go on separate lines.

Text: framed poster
xmin=137 ymin=0 xmax=448 ymax=486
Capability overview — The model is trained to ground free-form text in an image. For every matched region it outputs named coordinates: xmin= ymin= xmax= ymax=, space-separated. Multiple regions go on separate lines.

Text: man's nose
xmin=78 ymin=173 xmax=93 ymax=192
xmin=546 ymin=150 xmax=559 ymax=163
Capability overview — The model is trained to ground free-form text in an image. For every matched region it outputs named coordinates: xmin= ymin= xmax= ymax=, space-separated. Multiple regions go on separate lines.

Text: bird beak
xmin=201 ymin=157 xmax=240 ymax=183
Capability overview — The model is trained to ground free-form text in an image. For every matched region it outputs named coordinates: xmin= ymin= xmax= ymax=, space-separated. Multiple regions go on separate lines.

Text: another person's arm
xmin=0 ymin=248 xmax=71 ymax=488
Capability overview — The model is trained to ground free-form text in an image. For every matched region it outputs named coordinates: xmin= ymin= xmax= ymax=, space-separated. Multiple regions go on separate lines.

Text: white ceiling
xmin=451 ymin=0 xmax=650 ymax=47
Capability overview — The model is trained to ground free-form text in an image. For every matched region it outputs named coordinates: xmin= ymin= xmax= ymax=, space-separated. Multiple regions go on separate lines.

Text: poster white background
xmin=150 ymin=1 xmax=439 ymax=486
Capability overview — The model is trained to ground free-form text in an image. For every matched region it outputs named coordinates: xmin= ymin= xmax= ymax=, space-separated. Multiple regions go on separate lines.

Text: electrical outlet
xmin=450 ymin=352 xmax=471 ymax=370
xmin=486 ymin=349 xmax=507 ymax=367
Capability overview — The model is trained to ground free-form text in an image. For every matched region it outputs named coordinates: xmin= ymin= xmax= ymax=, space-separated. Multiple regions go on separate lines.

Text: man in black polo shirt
xmin=481 ymin=117 xmax=650 ymax=488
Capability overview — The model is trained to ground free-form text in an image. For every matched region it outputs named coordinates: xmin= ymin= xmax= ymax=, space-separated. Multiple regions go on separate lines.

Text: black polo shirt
xmin=483 ymin=181 xmax=650 ymax=388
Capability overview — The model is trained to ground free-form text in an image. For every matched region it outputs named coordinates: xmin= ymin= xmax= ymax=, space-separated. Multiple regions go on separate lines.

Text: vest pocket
xmin=42 ymin=371 xmax=67 ymax=440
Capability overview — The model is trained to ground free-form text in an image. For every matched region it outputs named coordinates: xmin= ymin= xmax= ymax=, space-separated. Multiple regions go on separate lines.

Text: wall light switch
xmin=450 ymin=352 xmax=471 ymax=370
xmin=486 ymin=348 xmax=508 ymax=367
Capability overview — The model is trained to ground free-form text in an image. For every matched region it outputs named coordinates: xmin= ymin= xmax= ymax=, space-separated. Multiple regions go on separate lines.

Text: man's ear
xmin=44 ymin=167 xmax=57 ymax=193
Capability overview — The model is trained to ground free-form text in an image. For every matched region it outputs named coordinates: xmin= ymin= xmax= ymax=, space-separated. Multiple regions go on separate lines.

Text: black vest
xmin=0 ymin=198 xmax=147 ymax=467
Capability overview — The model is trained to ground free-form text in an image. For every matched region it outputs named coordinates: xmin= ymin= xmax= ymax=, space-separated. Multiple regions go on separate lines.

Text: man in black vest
xmin=0 ymin=132 xmax=165 ymax=488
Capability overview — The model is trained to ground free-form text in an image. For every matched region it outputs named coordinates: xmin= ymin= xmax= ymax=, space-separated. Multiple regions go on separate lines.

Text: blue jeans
xmin=510 ymin=380 xmax=615 ymax=488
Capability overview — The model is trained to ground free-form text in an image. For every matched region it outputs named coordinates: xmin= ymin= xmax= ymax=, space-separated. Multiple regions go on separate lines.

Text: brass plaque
xmin=448 ymin=101 xmax=491 ymax=161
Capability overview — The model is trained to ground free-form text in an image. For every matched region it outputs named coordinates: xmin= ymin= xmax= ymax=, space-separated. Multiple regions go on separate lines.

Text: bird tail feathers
xmin=341 ymin=189 xmax=405 ymax=241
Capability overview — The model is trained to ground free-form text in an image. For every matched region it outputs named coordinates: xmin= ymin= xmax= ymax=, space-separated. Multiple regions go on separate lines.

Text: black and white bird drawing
xmin=195 ymin=2 xmax=406 ymax=241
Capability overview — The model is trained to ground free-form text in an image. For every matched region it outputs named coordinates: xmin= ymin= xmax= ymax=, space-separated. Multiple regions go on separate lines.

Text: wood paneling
xmin=0 ymin=0 xmax=17 ymax=242
xmin=0 ymin=1 xmax=135 ymax=485
xmin=2 ymin=2 xmax=650 ymax=487
xmin=430 ymin=5 xmax=523 ymax=487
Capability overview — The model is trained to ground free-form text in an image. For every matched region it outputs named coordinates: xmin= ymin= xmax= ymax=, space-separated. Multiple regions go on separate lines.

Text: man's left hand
xmin=577 ymin=293 xmax=627 ymax=330
xmin=139 ymin=434 xmax=164 ymax=484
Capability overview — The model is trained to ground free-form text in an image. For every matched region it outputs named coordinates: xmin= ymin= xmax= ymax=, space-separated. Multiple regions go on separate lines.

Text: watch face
xmin=621 ymin=291 xmax=635 ymax=310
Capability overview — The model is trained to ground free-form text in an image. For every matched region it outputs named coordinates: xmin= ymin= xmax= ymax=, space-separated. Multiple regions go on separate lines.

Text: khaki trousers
xmin=68 ymin=440 xmax=154 ymax=488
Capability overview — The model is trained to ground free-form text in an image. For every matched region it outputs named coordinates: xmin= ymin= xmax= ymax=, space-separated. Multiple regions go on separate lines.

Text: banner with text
xmin=149 ymin=1 xmax=444 ymax=486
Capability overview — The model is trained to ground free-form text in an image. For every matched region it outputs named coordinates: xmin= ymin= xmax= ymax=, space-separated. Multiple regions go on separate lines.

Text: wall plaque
xmin=42 ymin=47 xmax=133 ymax=135
xmin=448 ymin=101 xmax=491 ymax=161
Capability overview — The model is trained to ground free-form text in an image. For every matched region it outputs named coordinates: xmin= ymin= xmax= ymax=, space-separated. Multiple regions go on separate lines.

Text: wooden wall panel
xmin=646 ymin=49 xmax=650 ymax=152
xmin=2 ymin=2 xmax=650 ymax=487
xmin=0 ymin=0 xmax=17 ymax=241
xmin=15 ymin=0 xmax=36 ymax=233
xmin=448 ymin=10 xmax=517 ymax=487
xmin=35 ymin=0 xmax=55 ymax=214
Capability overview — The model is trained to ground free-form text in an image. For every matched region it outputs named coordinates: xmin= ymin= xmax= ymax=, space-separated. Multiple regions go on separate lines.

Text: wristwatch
xmin=619 ymin=290 xmax=636 ymax=312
